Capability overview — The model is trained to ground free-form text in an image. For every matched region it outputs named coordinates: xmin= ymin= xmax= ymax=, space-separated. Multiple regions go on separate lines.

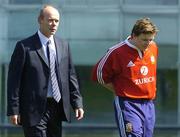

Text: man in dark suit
xmin=7 ymin=5 xmax=84 ymax=137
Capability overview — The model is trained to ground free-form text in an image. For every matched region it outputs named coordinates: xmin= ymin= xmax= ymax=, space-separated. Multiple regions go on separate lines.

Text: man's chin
xmin=50 ymin=32 xmax=56 ymax=35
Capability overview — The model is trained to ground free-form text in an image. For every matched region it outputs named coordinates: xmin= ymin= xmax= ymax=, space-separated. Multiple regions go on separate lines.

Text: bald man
xmin=7 ymin=5 xmax=84 ymax=137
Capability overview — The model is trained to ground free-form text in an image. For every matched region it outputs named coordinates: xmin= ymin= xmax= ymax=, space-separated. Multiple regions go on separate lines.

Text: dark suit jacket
xmin=7 ymin=32 xmax=83 ymax=127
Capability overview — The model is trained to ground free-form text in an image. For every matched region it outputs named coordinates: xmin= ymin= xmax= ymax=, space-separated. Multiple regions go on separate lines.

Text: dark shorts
xmin=114 ymin=96 xmax=155 ymax=137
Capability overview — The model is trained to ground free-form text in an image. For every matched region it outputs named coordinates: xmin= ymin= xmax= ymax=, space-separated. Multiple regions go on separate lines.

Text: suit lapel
xmin=34 ymin=33 xmax=49 ymax=67
xmin=36 ymin=45 xmax=49 ymax=67
xmin=54 ymin=37 xmax=62 ymax=65
xmin=54 ymin=37 xmax=63 ymax=91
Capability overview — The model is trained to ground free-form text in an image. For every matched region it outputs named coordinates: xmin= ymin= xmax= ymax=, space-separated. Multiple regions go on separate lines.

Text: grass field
xmin=1 ymin=129 xmax=180 ymax=137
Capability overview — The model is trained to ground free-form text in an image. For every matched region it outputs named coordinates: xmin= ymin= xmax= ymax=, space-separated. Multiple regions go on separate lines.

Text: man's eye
xmin=48 ymin=19 xmax=52 ymax=22
xmin=143 ymin=39 xmax=152 ymax=42
xmin=49 ymin=19 xmax=59 ymax=23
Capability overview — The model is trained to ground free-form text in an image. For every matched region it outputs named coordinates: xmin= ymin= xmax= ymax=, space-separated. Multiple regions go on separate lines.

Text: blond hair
xmin=131 ymin=17 xmax=158 ymax=36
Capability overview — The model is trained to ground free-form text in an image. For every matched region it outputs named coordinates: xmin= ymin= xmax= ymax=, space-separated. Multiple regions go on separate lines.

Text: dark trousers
xmin=23 ymin=98 xmax=63 ymax=137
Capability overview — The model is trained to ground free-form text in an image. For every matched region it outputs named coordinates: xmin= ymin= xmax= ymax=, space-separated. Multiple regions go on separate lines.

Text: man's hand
xmin=75 ymin=108 xmax=84 ymax=120
xmin=9 ymin=115 xmax=20 ymax=125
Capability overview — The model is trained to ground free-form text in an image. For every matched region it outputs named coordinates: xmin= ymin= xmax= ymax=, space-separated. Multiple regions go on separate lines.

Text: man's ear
xmin=38 ymin=16 xmax=42 ymax=24
xmin=131 ymin=33 xmax=135 ymax=39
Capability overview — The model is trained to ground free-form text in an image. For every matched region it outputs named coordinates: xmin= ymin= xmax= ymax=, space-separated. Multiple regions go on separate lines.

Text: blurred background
xmin=0 ymin=0 xmax=179 ymax=136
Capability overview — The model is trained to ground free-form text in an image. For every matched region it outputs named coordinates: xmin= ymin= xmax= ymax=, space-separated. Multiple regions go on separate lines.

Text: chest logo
xmin=140 ymin=66 xmax=148 ymax=76
xmin=127 ymin=61 xmax=135 ymax=67
xmin=151 ymin=55 xmax=155 ymax=64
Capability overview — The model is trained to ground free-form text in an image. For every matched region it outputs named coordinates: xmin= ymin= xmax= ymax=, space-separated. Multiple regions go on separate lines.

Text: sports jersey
xmin=92 ymin=37 xmax=158 ymax=99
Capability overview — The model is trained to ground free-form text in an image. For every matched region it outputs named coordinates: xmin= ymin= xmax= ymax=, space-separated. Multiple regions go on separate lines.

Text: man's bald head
xmin=38 ymin=5 xmax=60 ymax=37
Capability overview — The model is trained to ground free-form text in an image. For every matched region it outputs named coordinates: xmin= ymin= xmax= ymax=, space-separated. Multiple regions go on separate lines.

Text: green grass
xmin=1 ymin=130 xmax=179 ymax=137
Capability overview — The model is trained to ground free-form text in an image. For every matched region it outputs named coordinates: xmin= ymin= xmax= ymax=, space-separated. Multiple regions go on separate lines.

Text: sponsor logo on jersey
xmin=140 ymin=66 xmax=148 ymax=76
xmin=134 ymin=76 xmax=155 ymax=85
xmin=134 ymin=65 xmax=154 ymax=85
xmin=127 ymin=61 xmax=135 ymax=67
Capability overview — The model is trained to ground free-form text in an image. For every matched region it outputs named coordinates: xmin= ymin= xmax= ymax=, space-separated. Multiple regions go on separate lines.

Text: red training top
xmin=92 ymin=37 xmax=158 ymax=99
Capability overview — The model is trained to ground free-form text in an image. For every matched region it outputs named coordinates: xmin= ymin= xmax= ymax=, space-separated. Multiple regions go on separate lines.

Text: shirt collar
xmin=125 ymin=36 xmax=139 ymax=50
xmin=38 ymin=30 xmax=54 ymax=46
xmin=125 ymin=36 xmax=143 ymax=59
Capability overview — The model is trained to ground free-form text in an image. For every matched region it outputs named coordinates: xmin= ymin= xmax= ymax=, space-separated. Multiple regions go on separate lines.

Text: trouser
xmin=23 ymin=98 xmax=63 ymax=137
xmin=114 ymin=96 xmax=155 ymax=137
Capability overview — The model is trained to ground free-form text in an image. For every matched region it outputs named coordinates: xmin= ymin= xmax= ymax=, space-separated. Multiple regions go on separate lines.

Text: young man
xmin=92 ymin=18 xmax=158 ymax=137
xmin=7 ymin=5 xmax=84 ymax=137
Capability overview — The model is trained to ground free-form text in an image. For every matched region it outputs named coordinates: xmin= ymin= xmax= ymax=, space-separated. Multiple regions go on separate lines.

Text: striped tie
xmin=47 ymin=40 xmax=61 ymax=102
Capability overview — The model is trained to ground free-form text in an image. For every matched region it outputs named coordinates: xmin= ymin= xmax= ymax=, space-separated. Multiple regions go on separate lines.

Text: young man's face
xmin=132 ymin=33 xmax=156 ymax=51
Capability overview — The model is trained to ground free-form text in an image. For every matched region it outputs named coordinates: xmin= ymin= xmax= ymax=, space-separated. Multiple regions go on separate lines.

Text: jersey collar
xmin=125 ymin=36 xmax=143 ymax=59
